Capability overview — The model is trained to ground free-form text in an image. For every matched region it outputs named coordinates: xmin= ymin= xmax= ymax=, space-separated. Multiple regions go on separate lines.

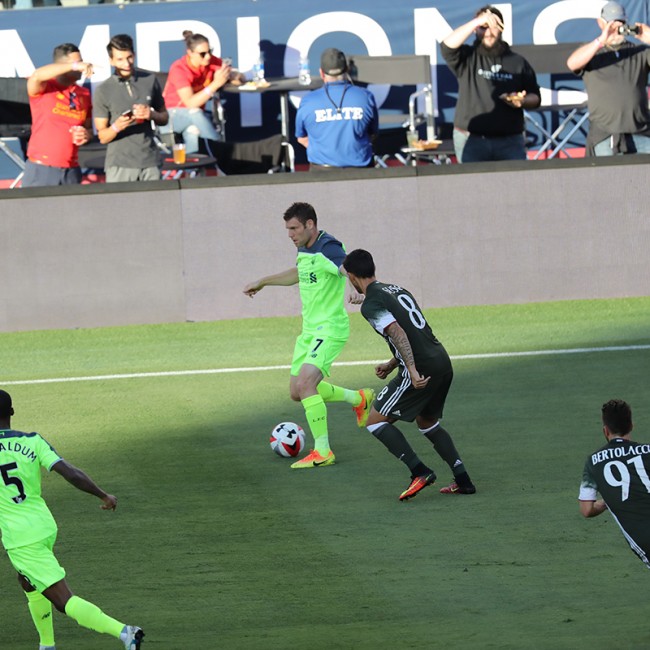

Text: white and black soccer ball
xmin=270 ymin=422 xmax=305 ymax=458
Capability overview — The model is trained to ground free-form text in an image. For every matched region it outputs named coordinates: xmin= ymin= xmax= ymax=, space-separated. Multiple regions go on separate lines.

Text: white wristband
xmin=595 ymin=37 xmax=604 ymax=48
xmin=202 ymin=87 xmax=214 ymax=99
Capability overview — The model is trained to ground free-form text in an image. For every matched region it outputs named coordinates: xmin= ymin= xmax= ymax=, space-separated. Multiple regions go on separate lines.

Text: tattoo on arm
xmin=386 ymin=323 xmax=416 ymax=369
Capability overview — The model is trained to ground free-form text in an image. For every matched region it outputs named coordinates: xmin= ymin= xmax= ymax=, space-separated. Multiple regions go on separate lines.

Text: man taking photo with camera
xmin=567 ymin=1 xmax=650 ymax=156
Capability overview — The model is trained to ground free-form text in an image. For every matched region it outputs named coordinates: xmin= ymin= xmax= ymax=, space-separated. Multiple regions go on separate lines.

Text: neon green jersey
xmin=0 ymin=430 xmax=61 ymax=550
xmin=296 ymin=230 xmax=349 ymax=338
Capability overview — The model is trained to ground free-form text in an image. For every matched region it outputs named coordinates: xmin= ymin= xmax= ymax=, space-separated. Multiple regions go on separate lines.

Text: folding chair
xmin=0 ymin=137 xmax=26 ymax=188
xmin=0 ymin=77 xmax=30 ymax=188
xmin=347 ymin=54 xmax=437 ymax=158
xmin=208 ymin=134 xmax=288 ymax=175
xmin=524 ymin=89 xmax=589 ymax=159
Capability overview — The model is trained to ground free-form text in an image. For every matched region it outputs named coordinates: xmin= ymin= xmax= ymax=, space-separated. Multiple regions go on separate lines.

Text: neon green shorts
xmin=7 ymin=533 xmax=66 ymax=593
xmin=291 ymin=332 xmax=347 ymax=377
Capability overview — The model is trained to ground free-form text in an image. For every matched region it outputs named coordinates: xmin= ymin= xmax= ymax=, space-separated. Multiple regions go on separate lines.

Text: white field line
xmin=1 ymin=344 xmax=649 ymax=387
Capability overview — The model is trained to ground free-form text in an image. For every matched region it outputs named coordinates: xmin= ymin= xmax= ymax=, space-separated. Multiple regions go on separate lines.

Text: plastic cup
xmin=173 ymin=143 xmax=186 ymax=165
xmin=406 ymin=130 xmax=419 ymax=148
xmin=70 ymin=125 xmax=86 ymax=146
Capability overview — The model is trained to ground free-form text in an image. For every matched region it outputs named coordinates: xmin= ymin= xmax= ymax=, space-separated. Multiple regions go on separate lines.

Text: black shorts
xmin=374 ymin=366 xmax=453 ymax=422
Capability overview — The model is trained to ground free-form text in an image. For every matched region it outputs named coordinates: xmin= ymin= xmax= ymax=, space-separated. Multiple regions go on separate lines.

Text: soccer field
xmin=1 ymin=297 xmax=649 ymax=650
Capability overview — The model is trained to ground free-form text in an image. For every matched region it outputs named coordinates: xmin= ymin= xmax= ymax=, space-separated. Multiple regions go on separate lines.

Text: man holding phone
xmin=93 ymin=34 xmax=168 ymax=182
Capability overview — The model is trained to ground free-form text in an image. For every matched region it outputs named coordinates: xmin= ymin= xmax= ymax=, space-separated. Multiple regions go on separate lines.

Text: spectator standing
xmin=567 ymin=1 xmax=650 ymax=156
xmin=22 ymin=43 xmax=93 ymax=188
xmin=162 ymin=31 xmax=245 ymax=154
xmin=579 ymin=399 xmax=650 ymax=570
xmin=295 ymin=48 xmax=378 ymax=169
xmin=441 ymin=5 xmax=541 ymax=163
xmin=93 ymin=34 xmax=168 ymax=183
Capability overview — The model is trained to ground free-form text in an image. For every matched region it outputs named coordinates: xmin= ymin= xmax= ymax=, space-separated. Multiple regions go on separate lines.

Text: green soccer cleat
xmin=353 ymin=388 xmax=375 ymax=427
xmin=290 ymin=449 xmax=336 ymax=469
xmin=399 ymin=472 xmax=436 ymax=501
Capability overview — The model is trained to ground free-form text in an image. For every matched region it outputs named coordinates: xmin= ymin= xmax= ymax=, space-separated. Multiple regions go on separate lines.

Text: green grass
xmin=1 ymin=297 xmax=649 ymax=649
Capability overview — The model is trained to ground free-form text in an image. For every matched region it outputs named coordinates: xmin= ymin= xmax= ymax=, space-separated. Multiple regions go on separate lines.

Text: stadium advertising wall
xmin=1 ymin=0 xmax=648 ymax=133
xmin=1 ymin=160 xmax=649 ymax=332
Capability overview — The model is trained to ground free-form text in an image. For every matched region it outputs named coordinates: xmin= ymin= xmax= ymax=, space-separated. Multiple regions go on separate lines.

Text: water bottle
xmin=299 ymin=56 xmax=311 ymax=86
xmin=253 ymin=53 xmax=265 ymax=82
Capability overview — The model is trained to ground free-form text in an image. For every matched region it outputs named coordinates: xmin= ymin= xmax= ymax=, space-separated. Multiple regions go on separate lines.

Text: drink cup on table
xmin=172 ymin=142 xmax=186 ymax=165
xmin=406 ymin=130 xmax=419 ymax=148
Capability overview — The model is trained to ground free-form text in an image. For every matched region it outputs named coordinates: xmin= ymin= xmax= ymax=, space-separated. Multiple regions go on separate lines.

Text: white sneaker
xmin=39 ymin=646 xmax=56 ymax=650
xmin=121 ymin=625 xmax=145 ymax=649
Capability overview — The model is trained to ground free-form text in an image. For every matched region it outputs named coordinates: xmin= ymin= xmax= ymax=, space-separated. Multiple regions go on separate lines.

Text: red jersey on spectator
xmin=163 ymin=54 xmax=224 ymax=107
xmin=27 ymin=80 xmax=91 ymax=168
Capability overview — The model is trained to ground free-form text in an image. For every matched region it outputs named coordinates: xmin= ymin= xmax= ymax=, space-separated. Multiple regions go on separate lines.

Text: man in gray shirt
xmin=567 ymin=1 xmax=650 ymax=156
xmin=93 ymin=34 xmax=168 ymax=182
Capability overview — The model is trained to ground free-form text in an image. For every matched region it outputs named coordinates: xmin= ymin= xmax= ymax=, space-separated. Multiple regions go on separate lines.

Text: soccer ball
xmin=270 ymin=422 xmax=305 ymax=458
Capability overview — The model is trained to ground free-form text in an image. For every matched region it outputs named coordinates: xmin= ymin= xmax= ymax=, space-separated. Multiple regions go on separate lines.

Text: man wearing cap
xmin=567 ymin=1 xmax=650 ymax=156
xmin=295 ymin=48 xmax=378 ymax=169
xmin=441 ymin=5 xmax=541 ymax=163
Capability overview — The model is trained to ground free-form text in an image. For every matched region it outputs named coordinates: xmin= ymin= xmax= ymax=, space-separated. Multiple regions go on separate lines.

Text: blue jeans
xmin=160 ymin=108 xmax=220 ymax=154
xmin=453 ymin=129 xmax=527 ymax=163
xmin=593 ymin=134 xmax=650 ymax=156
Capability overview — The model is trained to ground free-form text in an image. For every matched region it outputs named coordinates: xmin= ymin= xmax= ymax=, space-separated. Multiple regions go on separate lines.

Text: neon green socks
xmin=302 ymin=393 xmax=330 ymax=455
xmin=64 ymin=595 xmax=124 ymax=638
xmin=317 ymin=381 xmax=362 ymax=406
xmin=25 ymin=590 xmax=55 ymax=647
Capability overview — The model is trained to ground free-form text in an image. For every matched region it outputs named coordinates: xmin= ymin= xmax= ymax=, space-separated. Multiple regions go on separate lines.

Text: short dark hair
xmin=283 ymin=202 xmax=317 ymax=227
xmin=475 ymin=5 xmax=504 ymax=23
xmin=343 ymin=249 xmax=376 ymax=278
xmin=107 ymin=34 xmax=134 ymax=58
xmin=53 ymin=43 xmax=80 ymax=62
xmin=183 ymin=31 xmax=209 ymax=51
xmin=0 ymin=390 xmax=13 ymax=418
xmin=602 ymin=399 xmax=633 ymax=435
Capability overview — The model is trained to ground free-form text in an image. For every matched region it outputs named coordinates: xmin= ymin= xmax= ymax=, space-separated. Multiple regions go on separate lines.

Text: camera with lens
xmin=618 ymin=23 xmax=640 ymax=36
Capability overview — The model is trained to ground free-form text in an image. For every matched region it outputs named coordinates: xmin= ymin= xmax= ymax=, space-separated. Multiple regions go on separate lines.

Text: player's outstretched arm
xmin=51 ymin=460 xmax=117 ymax=511
xmin=243 ymin=267 xmax=298 ymax=297
xmin=385 ymin=322 xmax=430 ymax=389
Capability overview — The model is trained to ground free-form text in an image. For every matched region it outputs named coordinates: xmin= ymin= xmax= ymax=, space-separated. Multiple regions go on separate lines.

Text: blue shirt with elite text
xmin=295 ymin=81 xmax=378 ymax=167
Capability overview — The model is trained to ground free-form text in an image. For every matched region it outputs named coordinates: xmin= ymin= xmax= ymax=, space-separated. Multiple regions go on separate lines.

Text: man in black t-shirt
xmin=441 ymin=5 xmax=540 ymax=163
xmin=567 ymin=1 xmax=650 ymax=156
xmin=579 ymin=399 xmax=650 ymax=569
xmin=343 ymin=249 xmax=475 ymax=502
